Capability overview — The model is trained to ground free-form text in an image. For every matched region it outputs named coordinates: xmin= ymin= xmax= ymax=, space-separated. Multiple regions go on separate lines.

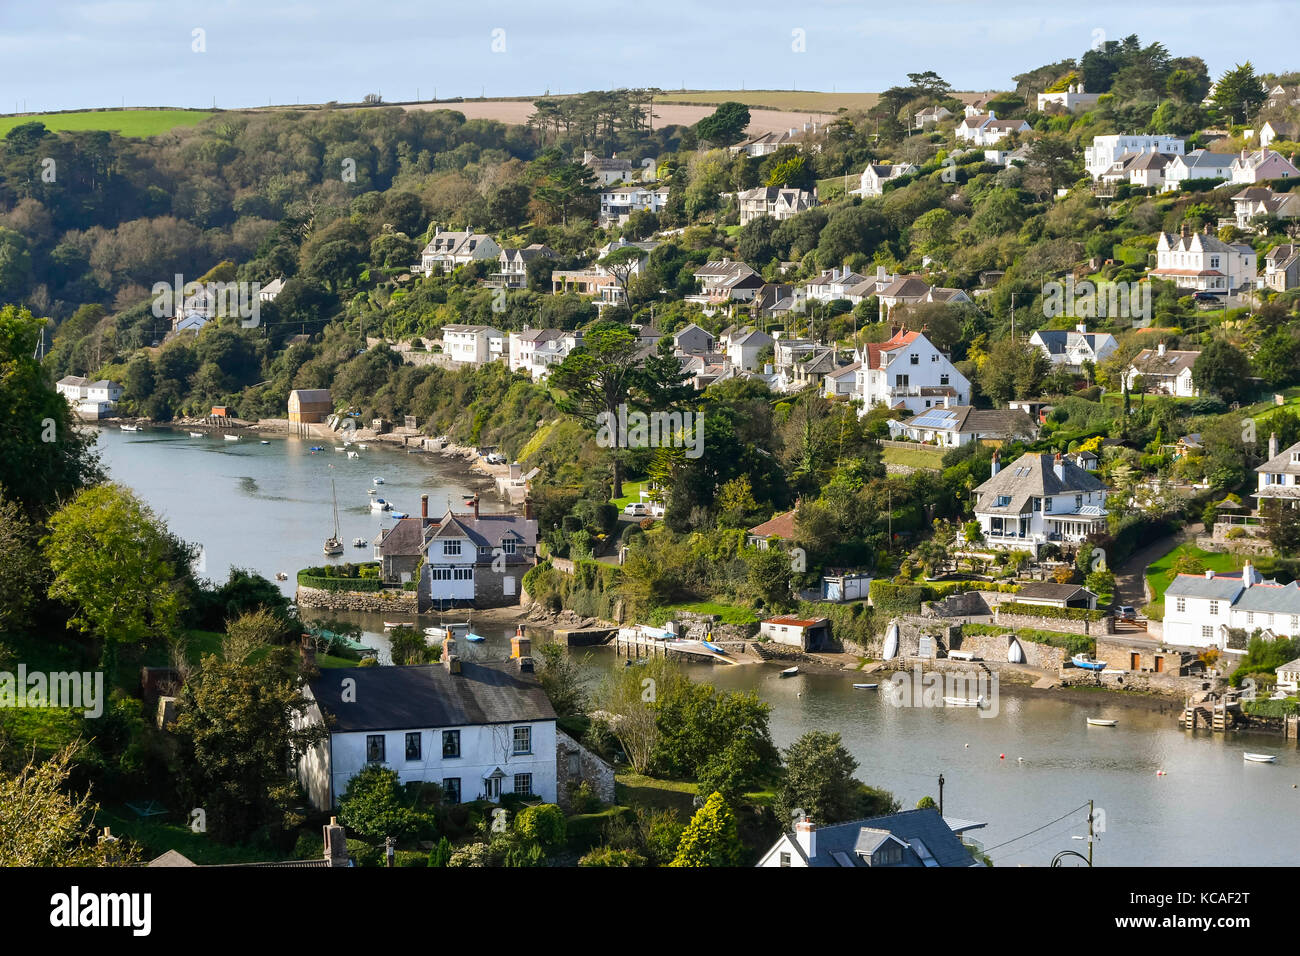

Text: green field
xmin=1144 ymin=544 xmax=1244 ymax=618
xmin=0 ymin=109 xmax=213 ymax=138
xmin=882 ymin=444 xmax=947 ymax=470
xmin=655 ymin=90 xmax=879 ymax=113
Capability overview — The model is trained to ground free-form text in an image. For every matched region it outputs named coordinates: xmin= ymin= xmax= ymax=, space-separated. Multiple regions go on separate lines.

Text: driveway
xmin=1109 ymin=522 xmax=1201 ymax=610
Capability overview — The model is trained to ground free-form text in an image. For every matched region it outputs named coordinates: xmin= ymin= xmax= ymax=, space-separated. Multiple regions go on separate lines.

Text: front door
xmin=484 ymin=776 xmax=501 ymax=801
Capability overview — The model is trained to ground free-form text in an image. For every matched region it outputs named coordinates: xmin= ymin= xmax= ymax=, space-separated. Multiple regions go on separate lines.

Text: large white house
xmin=417 ymin=228 xmax=501 ymax=275
xmin=297 ymin=650 xmax=558 ymax=810
xmin=1084 ymin=135 xmax=1185 ymax=179
xmin=1162 ymin=563 xmax=1300 ymax=651
xmin=855 ymin=163 xmax=917 ymax=197
xmin=1036 ymin=84 xmax=1101 ymax=112
xmin=955 ymin=112 xmax=1031 ymax=147
xmin=737 ymin=186 xmax=816 ymax=224
xmin=422 ymin=502 xmax=538 ymax=608
xmin=1232 ymin=186 xmax=1300 ymax=231
xmin=441 ymin=324 xmax=504 ymax=366
xmin=1147 ymin=227 xmax=1256 ymax=294
xmin=1029 ymin=326 xmax=1118 ymax=369
xmin=1125 ymin=344 xmax=1200 ymax=397
xmin=1254 ymin=434 xmax=1300 ymax=509
xmin=599 ymin=184 xmax=669 ymax=226
xmin=972 ymin=451 xmax=1109 ymax=556
xmin=1162 ymin=150 xmax=1235 ymax=191
xmin=852 ymin=328 xmax=970 ymax=416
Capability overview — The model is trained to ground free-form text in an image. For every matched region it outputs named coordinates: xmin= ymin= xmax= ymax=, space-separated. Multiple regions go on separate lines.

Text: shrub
xmin=997 ymin=601 xmax=1105 ymax=622
xmin=579 ymin=846 xmax=647 ymax=866
xmin=514 ymin=804 xmax=567 ymax=850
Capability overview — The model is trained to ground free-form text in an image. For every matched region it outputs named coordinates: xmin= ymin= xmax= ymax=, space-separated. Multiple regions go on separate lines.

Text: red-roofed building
xmin=851 ymin=328 xmax=969 ymax=416
xmin=760 ymin=615 xmax=831 ymax=651
xmin=747 ymin=509 xmax=798 ymax=549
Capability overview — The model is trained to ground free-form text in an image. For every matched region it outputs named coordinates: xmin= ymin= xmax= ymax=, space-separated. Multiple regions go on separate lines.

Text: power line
xmin=982 ymin=802 xmax=1090 ymax=854
xmin=990 ymin=814 xmax=1091 ymax=863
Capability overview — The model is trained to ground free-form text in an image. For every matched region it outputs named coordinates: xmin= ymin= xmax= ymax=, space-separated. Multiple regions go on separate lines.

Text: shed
xmin=760 ymin=616 xmax=831 ymax=651
xmin=289 ymin=389 xmax=333 ymax=424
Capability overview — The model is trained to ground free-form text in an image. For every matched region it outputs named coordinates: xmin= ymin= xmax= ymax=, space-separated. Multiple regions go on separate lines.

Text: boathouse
xmin=289 ymin=388 xmax=333 ymax=424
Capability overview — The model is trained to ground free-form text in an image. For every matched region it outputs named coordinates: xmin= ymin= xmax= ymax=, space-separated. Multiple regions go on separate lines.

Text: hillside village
xmin=6 ymin=33 xmax=1300 ymax=873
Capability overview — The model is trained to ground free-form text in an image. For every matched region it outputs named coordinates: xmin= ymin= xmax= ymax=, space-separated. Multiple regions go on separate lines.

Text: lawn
xmin=1144 ymin=544 xmax=1243 ymax=618
xmin=615 ymin=772 xmax=698 ymax=815
xmin=882 ymin=445 xmax=946 ymax=470
xmin=0 ymin=109 xmax=213 ymax=138
xmin=656 ymin=90 xmax=879 ymax=113
xmin=95 ymin=806 xmax=297 ymax=865
xmin=648 ymin=602 xmax=759 ymax=626
xmin=610 ymin=480 xmax=650 ymax=511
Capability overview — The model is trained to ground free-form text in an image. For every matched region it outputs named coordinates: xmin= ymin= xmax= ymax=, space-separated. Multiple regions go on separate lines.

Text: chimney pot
xmin=795 ymin=819 xmax=817 ymax=859
xmin=421 ymin=494 xmax=429 ymax=521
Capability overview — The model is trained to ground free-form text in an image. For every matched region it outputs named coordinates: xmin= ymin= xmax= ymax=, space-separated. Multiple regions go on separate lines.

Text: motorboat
xmin=390 ymin=511 xmax=409 ymax=519
xmin=188 ymin=431 xmax=205 ymax=438
xmin=260 ymin=440 xmax=270 ymax=445
xmin=224 ymin=434 xmax=240 ymax=441
xmin=352 ymin=537 xmax=367 ymax=548
xmin=373 ymin=477 xmax=385 ymax=485
xmin=1071 ymin=654 xmax=1107 ymax=672
xmin=120 ymin=424 xmax=140 ymax=431
xmin=275 ymin=572 xmax=288 ymax=581
xmin=943 ymin=696 xmax=990 ymax=708
xmin=370 ymin=498 xmax=392 ymax=512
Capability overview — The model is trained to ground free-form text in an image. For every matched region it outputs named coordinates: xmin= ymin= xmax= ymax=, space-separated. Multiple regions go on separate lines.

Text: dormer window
xmin=996 ymin=495 xmax=1012 ymax=507
xmin=502 ymin=539 xmax=517 ymax=555
xmin=443 ymin=540 xmax=461 ymax=556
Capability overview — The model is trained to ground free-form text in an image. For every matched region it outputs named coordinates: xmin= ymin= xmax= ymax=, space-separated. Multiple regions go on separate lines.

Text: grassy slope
xmin=655 ymin=90 xmax=879 ymax=113
xmin=882 ymin=445 xmax=947 ymax=470
xmin=1144 ymin=544 xmax=1243 ymax=617
xmin=0 ymin=110 xmax=213 ymax=138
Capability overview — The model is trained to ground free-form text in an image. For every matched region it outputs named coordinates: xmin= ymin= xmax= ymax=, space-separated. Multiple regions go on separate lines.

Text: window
xmin=1032 ymin=497 xmax=1041 ymax=512
xmin=1292 ymin=616 xmax=1299 ymax=630
xmin=443 ymin=778 xmax=461 ymax=803
xmin=442 ymin=730 xmax=460 ymax=758
xmin=1201 ymin=625 xmax=1213 ymax=640
xmin=453 ymin=568 xmax=473 ymax=581
xmin=779 ymin=851 xmax=791 ymax=867
xmin=405 ymin=732 xmax=421 ymax=761
xmin=502 ymin=539 xmax=516 ymax=555
xmin=1247 ymin=612 xmax=1254 ymax=625
xmin=895 ymin=374 xmax=909 ymax=386
xmin=996 ymin=495 xmax=1012 ymax=507
xmin=366 ymin=735 xmax=385 ymax=764
xmin=1176 ymin=597 xmax=1186 ymax=613
xmin=513 ymin=725 xmax=532 ymax=755
xmin=1045 ymin=497 xmax=1053 ymax=512
xmin=513 ymin=773 xmax=533 ymax=796
xmin=940 ymin=374 xmax=949 ymax=385
xmin=1209 ymin=601 xmax=1219 ymax=616
xmin=443 ymin=540 xmax=461 ymax=556
xmin=1076 ymin=495 xmax=1083 ymax=509
xmin=910 ymin=354 xmax=919 ymax=365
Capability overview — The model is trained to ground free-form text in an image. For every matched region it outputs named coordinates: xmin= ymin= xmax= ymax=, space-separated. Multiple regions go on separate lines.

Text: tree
xmin=0 ymin=490 xmax=42 ymax=631
xmin=43 ymin=484 xmax=190 ymax=668
xmin=597 ymin=245 xmax=646 ymax=316
xmin=979 ymin=337 xmax=1049 ymax=404
xmin=174 ymin=640 xmax=325 ymax=842
xmin=1211 ymin=63 xmax=1267 ymax=124
xmin=537 ymin=642 xmax=588 ymax=718
xmin=695 ymin=102 xmax=751 ymax=147
xmin=529 ymin=150 xmax=598 ymax=226
xmin=1262 ymin=499 xmax=1300 ymax=553
xmin=775 ymin=731 xmax=863 ymax=825
xmin=389 ymin=625 xmax=436 ymax=665
xmin=669 ymin=791 xmax=744 ymax=867
xmin=1192 ymin=341 xmax=1251 ymax=405
xmin=597 ymin=657 xmax=685 ymax=774
xmin=337 ymin=764 xmax=421 ymax=843
xmin=0 ymin=743 xmax=138 ymax=866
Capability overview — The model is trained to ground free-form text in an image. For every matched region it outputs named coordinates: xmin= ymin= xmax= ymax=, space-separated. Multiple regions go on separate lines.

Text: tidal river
xmin=95 ymin=425 xmax=1298 ymax=867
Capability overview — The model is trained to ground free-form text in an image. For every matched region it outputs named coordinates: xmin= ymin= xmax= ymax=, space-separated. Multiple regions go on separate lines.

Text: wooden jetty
xmin=1179 ymin=691 xmax=1239 ymax=731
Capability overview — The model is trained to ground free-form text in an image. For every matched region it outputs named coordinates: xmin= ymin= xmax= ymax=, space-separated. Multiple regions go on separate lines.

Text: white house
xmin=489 ymin=244 xmax=554 ymax=290
xmin=1148 ymin=226 xmax=1256 ymax=294
xmin=758 ymin=615 xmax=831 ymax=652
xmin=853 ymin=327 xmax=969 ymax=416
xmin=672 ymin=322 xmax=715 ymax=355
xmin=297 ymin=652 xmax=558 ymax=810
xmin=441 ymin=325 xmax=504 ymax=366
xmin=1259 ymin=120 xmax=1299 ymax=149
xmin=855 ymin=163 xmax=917 ymax=197
xmin=1254 ymin=434 xmax=1300 ymax=509
xmin=955 ymin=112 xmax=1031 ymax=147
xmin=914 ymin=105 xmax=953 ymax=129
xmin=599 ymin=184 xmax=669 ymax=226
xmin=737 ymin=186 xmax=816 ymax=224
xmin=258 ymin=276 xmax=285 ymax=302
xmin=972 ymin=451 xmax=1109 ymax=556
xmin=887 ymin=403 xmax=1037 ymax=448
xmin=508 ymin=328 xmax=564 ymax=376
xmin=1229 ymin=148 xmax=1300 ymax=186
xmin=722 ymin=326 xmax=774 ymax=372
xmin=1277 ymin=657 xmax=1300 ymax=694
xmin=1125 ymin=344 xmax=1200 ymax=397
xmin=1029 ymin=326 xmax=1118 ymax=369
xmin=756 ymin=809 xmax=984 ymax=868
xmin=1162 ymin=150 xmax=1235 ymax=191
xmin=1036 ymin=84 xmax=1101 ymax=113
xmin=582 ymin=150 xmax=635 ymax=186
xmin=875 ymin=275 xmax=970 ymax=320
xmin=1084 ymin=135 xmax=1184 ymax=179
xmin=56 ymin=375 xmax=123 ymax=413
xmin=1232 ymin=186 xmax=1300 ymax=231
xmin=1162 ymin=563 xmax=1300 ymax=651
xmin=422 ymin=503 xmax=538 ymax=608
xmin=688 ymin=259 xmax=762 ymax=307
xmin=417 ymin=228 xmax=501 ymax=275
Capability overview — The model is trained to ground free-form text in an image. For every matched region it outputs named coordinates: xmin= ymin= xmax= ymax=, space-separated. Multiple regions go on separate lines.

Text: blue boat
xmin=1071 ymin=653 xmax=1107 ymax=671
xmin=309 ymin=445 xmax=323 ymax=451
xmin=465 ymin=633 xmax=486 ymax=643
xmin=701 ymin=640 xmax=726 ymax=655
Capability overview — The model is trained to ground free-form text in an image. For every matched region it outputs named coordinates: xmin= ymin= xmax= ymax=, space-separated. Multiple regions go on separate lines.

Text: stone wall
xmin=993 ymin=607 xmax=1114 ymax=635
xmin=555 ymin=729 xmax=616 ymax=811
xmin=295 ymin=584 xmax=420 ymax=614
xmin=951 ymin=630 xmax=1067 ymax=669
xmin=672 ymin=611 xmax=756 ymax=643
xmin=924 ymin=589 xmax=1020 ymax=618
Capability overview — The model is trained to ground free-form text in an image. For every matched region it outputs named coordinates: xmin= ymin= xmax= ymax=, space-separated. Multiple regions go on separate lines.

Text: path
xmin=1110 ymin=522 xmax=1201 ymax=610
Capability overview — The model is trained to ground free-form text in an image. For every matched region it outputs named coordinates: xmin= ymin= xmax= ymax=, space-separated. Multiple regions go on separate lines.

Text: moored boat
xmin=120 ymin=423 xmax=140 ymax=431
xmin=352 ymin=537 xmax=367 ymax=547
xmin=383 ymin=621 xmax=413 ymax=630
xmin=224 ymin=434 xmax=240 ymax=441
xmin=1086 ymin=718 xmax=1118 ymax=727
xmin=1071 ymin=653 xmax=1107 ymax=672
xmin=347 ymin=451 xmax=359 ymax=459
xmin=188 ymin=431 xmax=205 ymax=438
xmin=1244 ymin=753 xmax=1277 ymax=763
xmin=943 ymin=695 xmax=989 ymax=708
xmin=779 ymin=666 xmax=799 ymax=677
xmin=373 ymin=477 xmax=385 ymax=485
xmin=370 ymin=497 xmax=391 ymax=512
xmin=465 ymin=633 xmax=486 ymax=643
xmin=853 ymin=683 xmax=878 ymax=690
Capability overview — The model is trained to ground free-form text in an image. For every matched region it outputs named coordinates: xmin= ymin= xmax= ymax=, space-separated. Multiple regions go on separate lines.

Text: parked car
xmin=1115 ymin=605 xmax=1137 ymax=622
xmin=485 ymin=452 xmax=507 ymax=465
xmin=624 ymin=502 xmax=648 ymax=517
xmin=1192 ymin=292 xmax=1220 ymax=303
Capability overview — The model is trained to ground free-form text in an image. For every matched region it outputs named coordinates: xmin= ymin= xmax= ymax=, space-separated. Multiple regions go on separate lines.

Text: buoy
xmin=999 ymin=753 xmax=1005 ymax=760
xmin=1017 ymin=757 xmax=1023 ymax=763
xmin=964 ymin=743 xmax=969 ymax=748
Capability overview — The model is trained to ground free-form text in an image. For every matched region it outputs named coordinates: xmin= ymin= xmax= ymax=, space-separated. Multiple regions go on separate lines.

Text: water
xmin=95 ymin=426 xmax=1298 ymax=866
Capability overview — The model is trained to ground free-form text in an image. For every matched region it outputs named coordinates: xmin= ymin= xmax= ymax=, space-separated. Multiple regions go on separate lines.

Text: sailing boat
xmin=323 ymin=479 xmax=344 ymax=555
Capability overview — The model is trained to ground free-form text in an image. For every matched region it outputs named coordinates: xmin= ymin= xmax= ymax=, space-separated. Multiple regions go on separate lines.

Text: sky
xmin=0 ymin=0 xmax=1295 ymax=114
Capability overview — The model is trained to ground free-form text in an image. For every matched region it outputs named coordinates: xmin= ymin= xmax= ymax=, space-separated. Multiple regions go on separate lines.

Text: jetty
xmin=1179 ymin=690 xmax=1240 ymax=732
xmin=612 ymin=625 xmax=752 ymax=665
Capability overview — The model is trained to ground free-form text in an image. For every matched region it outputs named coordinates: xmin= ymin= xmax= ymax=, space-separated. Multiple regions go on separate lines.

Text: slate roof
xmin=1255 ymin=439 xmax=1300 ymax=476
xmin=377 ymin=516 xmax=431 ymax=557
xmin=1164 ymin=574 xmax=1248 ymax=601
xmin=974 ymin=452 xmax=1107 ymax=513
xmin=1015 ymin=582 xmax=1095 ymax=603
xmin=903 ymin=405 xmax=1035 ymax=438
xmin=783 ymin=809 xmax=979 ymax=868
xmin=1129 ymin=348 xmax=1199 ymax=377
xmin=308 ymin=663 xmax=556 ymax=733
xmin=1231 ymin=581 xmax=1300 ymax=614
xmin=424 ymin=510 xmax=538 ymax=551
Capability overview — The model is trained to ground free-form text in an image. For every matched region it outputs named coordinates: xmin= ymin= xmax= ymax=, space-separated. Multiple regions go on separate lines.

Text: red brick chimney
xmin=421 ymin=494 xmax=429 ymax=523
xmin=472 ymin=495 xmax=480 ymax=519
xmin=523 ymin=496 xmax=534 ymax=520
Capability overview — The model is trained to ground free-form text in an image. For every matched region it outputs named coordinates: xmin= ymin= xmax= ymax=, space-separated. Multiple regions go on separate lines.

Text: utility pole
xmin=1087 ymin=798 xmax=1095 ymax=867
xmin=938 ymin=773 xmax=945 ymax=816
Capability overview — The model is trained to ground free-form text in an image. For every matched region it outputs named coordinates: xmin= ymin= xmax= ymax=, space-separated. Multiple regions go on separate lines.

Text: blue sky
xmin=1 ymin=0 xmax=1294 ymax=113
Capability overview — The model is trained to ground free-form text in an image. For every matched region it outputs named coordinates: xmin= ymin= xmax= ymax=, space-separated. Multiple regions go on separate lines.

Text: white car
xmin=624 ymin=502 xmax=648 ymax=517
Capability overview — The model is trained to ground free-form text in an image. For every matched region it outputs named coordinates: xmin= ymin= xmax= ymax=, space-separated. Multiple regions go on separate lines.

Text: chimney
xmin=324 ymin=817 xmax=349 ymax=867
xmin=1243 ymin=560 xmax=1255 ymax=589
xmin=421 ymin=494 xmax=429 ymax=522
xmin=1158 ymin=342 xmax=1166 ymax=357
xmin=795 ymin=819 xmax=817 ymax=860
xmin=444 ymin=636 xmax=461 ymax=674
xmin=1180 ymin=222 xmax=1190 ymax=238
xmin=1053 ymin=452 xmax=1065 ymax=482
xmin=1270 ymin=431 xmax=1279 ymax=459
xmin=990 ymin=451 xmax=1001 ymax=476
xmin=472 ymin=495 xmax=480 ymax=519
xmin=988 ymin=110 xmax=996 ymax=120
xmin=523 ymin=495 xmax=534 ymax=520
xmin=1203 ymin=222 xmax=1210 ymax=235
xmin=1205 ymin=569 xmax=1215 ymax=580
xmin=511 ymin=630 xmax=532 ymax=660
xmin=1077 ymin=323 xmax=1086 ymax=334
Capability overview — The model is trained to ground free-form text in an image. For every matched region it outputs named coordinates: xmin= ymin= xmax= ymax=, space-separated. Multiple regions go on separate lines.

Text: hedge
xmin=297 ymin=573 xmax=386 ymax=593
xmin=996 ymin=601 xmax=1105 ymax=622
xmin=1242 ymin=697 xmax=1299 ymax=718
xmin=962 ymin=621 xmax=1093 ymax=656
xmin=871 ymin=579 xmax=1018 ymax=614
